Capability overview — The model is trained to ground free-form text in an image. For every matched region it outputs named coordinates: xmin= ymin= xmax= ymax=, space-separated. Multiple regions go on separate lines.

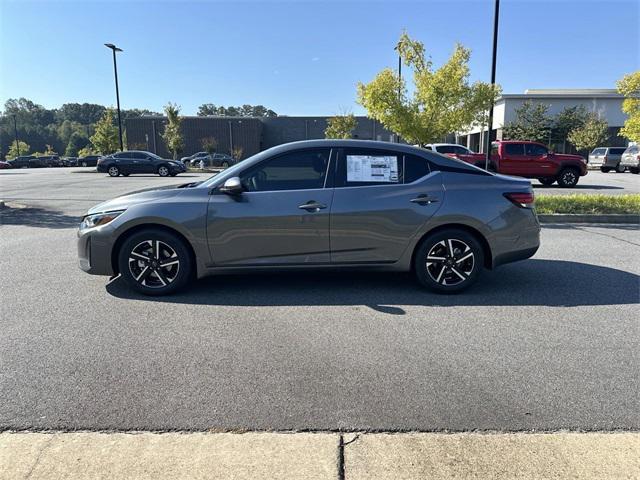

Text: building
xmin=125 ymin=116 xmax=397 ymax=159
xmin=457 ymin=89 xmax=628 ymax=153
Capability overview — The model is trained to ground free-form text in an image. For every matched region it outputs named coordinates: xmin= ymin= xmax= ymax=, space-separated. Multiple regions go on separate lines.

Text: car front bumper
xmin=77 ymin=225 xmax=116 ymax=276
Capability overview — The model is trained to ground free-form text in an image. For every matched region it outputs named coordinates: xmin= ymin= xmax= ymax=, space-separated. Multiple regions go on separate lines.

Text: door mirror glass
xmin=220 ymin=176 xmax=243 ymax=195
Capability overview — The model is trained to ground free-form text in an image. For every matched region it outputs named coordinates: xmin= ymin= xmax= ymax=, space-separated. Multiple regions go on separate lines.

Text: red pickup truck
xmin=449 ymin=140 xmax=588 ymax=188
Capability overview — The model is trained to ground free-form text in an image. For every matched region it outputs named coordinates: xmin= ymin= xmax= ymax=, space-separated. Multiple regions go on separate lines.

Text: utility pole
xmin=12 ymin=114 xmax=20 ymax=156
xmin=104 ymin=43 xmax=124 ymax=151
xmin=486 ymin=0 xmax=500 ymax=170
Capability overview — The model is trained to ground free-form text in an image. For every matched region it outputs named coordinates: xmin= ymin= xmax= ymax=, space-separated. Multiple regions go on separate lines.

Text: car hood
xmin=86 ymin=182 xmax=199 ymax=215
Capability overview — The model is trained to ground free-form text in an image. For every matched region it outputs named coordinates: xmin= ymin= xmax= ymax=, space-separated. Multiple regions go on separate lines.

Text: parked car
xmin=7 ymin=155 xmax=35 ymax=168
xmin=38 ymin=155 xmax=63 ymax=167
xmin=619 ymin=144 xmax=640 ymax=174
xmin=62 ymin=157 xmax=78 ymax=167
xmin=588 ymin=147 xmax=628 ymax=173
xmin=190 ymin=153 xmax=236 ymax=168
xmin=78 ymin=139 xmax=540 ymax=296
xmin=78 ymin=155 xmax=102 ymax=167
xmin=423 ymin=143 xmax=477 ymax=157
xmin=181 ymin=151 xmax=209 ymax=164
xmin=0 ymin=161 xmax=11 ymax=169
xmin=450 ymin=140 xmax=588 ymax=187
xmin=97 ymin=150 xmax=186 ymax=177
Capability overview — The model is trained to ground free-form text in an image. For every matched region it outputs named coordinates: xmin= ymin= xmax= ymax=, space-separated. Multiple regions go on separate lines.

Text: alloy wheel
xmin=128 ymin=240 xmax=180 ymax=288
xmin=159 ymin=166 xmax=169 ymax=176
xmin=425 ymin=239 xmax=475 ymax=286
xmin=108 ymin=166 xmax=119 ymax=177
xmin=560 ymin=170 xmax=577 ymax=186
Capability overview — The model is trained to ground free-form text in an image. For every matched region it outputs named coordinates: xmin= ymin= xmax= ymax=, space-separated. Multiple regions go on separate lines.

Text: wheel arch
xmin=411 ymin=223 xmax=494 ymax=270
xmin=111 ymin=223 xmax=197 ymax=276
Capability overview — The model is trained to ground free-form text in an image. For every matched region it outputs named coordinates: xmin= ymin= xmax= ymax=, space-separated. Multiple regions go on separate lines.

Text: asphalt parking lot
xmin=0 ymin=168 xmax=638 ymax=433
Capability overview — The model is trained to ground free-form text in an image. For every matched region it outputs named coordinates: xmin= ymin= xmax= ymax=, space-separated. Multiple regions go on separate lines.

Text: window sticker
xmin=346 ymin=155 xmax=398 ymax=183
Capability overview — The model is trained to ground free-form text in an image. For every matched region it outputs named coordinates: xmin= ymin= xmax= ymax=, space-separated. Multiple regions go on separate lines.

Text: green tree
xmin=77 ymin=145 xmax=98 ymax=157
xmin=7 ymin=140 xmax=30 ymax=158
xmin=89 ymin=108 xmax=120 ymax=154
xmin=197 ymin=103 xmax=277 ymax=117
xmin=325 ymin=113 xmax=357 ymax=139
xmin=617 ymin=70 xmax=640 ymax=142
xmin=162 ymin=103 xmax=184 ymax=159
xmin=567 ymin=113 xmax=609 ymax=153
xmin=65 ymin=131 xmax=89 ymax=156
xmin=201 ymin=137 xmax=217 ymax=154
xmin=502 ymin=101 xmax=552 ymax=143
xmin=553 ymin=105 xmax=588 ymax=141
xmin=357 ymin=32 xmax=500 ymax=145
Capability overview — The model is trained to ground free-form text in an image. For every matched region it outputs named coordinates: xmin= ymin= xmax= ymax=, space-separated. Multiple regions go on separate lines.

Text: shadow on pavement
xmin=0 ymin=205 xmax=80 ymax=229
xmin=106 ymin=259 xmax=639 ymax=311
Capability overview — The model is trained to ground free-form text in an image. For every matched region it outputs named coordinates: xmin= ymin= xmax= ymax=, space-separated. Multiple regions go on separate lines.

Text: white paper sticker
xmin=346 ymin=155 xmax=398 ymax=183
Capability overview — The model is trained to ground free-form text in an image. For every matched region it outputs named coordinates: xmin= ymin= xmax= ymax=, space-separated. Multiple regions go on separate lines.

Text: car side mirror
xmin=220 ymin=176 xmax=243 ymax=195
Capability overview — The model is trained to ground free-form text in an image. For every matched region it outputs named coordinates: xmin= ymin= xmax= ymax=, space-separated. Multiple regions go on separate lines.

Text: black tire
xmin=117 ymin=229 xmax=193 ymax=296
xmin=158 ymin=165 xmax=170 ymax=177
xmin=538 ymin=177 xmax=555 ymax=186
xmin=630 ymin=167 xmax=639 ymax=174
xmin=616 ymin=163 xmax=626 ymax=173
xmin=170 ymin=173 xmax=177 ymax=177
xmin=413 ymin=229 xmax=484 ymax=293
xmin=557 ymin=167 xmax=580 ymax=188
xmin=108 ymin=165 xmax=120 ymax=177
xmin=600 ymin=167 xmax=611 ymax=173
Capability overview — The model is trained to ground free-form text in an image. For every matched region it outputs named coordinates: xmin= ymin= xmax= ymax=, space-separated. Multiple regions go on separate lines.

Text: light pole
xmin=104 ymin=43 xmax=124 ymax=151
xmin=485 ymin=0 xmax=500 ymax=170
xmin=12 ymin=114 xmax=20 ymax=156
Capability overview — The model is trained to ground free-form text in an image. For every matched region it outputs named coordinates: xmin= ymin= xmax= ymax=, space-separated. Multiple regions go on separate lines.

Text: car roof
xmin=425 ymin=143 xmax=468 ymax=147
xmin=493 ymin=140 xmax=544 ymax=145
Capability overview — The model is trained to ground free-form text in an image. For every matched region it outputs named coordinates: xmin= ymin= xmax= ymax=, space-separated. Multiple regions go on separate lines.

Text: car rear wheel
xmin=117 ymin=229 xmax=193 ymax=296
xmin=600 ymin=167 xmax=611 ymax=173
xmin=108 ymin=166 xmax=120 ymax=177
xmin=538 ymin=177 xmax=555 ymax=186
xmin=630 ymin=167 xmax=639 ymax=174
xmin=616 ymin=163 xmax=626 ymax=173
xmin=414 ymin=229 xmax=484 ymax=293
xmin=557 ymin=168 xmax=579 ymax=188
xmin=158 ymin=166 xmax=170 ymax=177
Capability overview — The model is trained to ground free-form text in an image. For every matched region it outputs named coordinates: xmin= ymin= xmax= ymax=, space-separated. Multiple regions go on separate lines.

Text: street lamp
xmin=485 ymin=0 xmax=500 ymax=170
xmin=104 ymin=43 xmax=124 ymax=151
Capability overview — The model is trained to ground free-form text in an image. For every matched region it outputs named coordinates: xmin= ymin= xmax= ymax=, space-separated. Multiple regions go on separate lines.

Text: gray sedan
xmin=78 ymin=140 xmax=540 ymax=295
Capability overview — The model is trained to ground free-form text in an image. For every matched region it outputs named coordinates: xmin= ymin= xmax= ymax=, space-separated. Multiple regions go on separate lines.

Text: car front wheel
xmin=158 ymin=166 xmax=170 ymax=177
xmin=414 ymin=229 xmax=484 ymax=293
xmin=557 ymin=168 xmax=579 ymax=187
xmin=600 ymin=167 xmax=611 ymax=173
xmin=117 ymin=229 xmax=193 ymax=296
xmin=630 ymin=167 xmax=639 ymax=174
xmin=108 ymin=166 xmax=120 ymax=177
xmin=538 ymin=177 xmax=555 ymax=186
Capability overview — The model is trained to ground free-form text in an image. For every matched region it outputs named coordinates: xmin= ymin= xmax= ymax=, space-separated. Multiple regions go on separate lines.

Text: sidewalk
xmin=1 ymin=431 xmax=638 ymax=479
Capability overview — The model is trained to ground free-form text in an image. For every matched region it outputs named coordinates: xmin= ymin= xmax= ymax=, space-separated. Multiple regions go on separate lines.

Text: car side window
xmin=403 ymin=155 xmax=431 ymax=183
xmin=505 ymin=144 xmax=525 ymax=156
xmin=437 ymin=145 xmax=456 ymax=154
xmin=240 ymin=148 xmax=331 ymax=192
xmin=453 ymin=146 xmax=470 ymax=155
xmin=337 ymin=148 xmax=402 ymax=187
xmin=525 ymin=144 xmax=548 ymax=156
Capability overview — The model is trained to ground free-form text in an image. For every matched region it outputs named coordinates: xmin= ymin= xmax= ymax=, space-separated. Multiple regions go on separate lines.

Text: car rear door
xmin=206 ymin=148 xmax=334 ymax=265
xmin=499 ymin=143 xmax=528 ymax=176
xmin=329 ymin=148 xmax=443 ymax=264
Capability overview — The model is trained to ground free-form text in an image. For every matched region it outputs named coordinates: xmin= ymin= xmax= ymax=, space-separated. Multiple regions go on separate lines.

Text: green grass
xmin=535 ymin=194 xmax=640 ymax=215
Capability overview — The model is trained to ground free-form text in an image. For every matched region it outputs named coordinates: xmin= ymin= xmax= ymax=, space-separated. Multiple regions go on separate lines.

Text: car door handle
xmin=410 ymin=194 xmax=438 ymax=205
xmin=298 ymin=201 xmax=327 ymax=212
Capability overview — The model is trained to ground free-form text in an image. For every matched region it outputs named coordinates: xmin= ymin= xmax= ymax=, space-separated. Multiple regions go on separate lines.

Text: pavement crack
xmin=570 ymin=224 xmax=640 ymax=247
xmin=337 ymin=433 xmax=360 ymax=480
xmin=23 ymin=434 xmax=56 ymax=480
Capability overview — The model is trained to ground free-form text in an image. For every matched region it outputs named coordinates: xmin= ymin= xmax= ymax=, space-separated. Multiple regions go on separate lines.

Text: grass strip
xmin=535 ymin=194 xmax=640 ymax=214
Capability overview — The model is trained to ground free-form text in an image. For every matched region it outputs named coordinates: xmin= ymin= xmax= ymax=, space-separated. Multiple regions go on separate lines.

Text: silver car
xmin=77 ymin=140 xmax=540 ymax=295
xmin=619 ymin=145 xmax=639 ymax=174
xmin=588 ymin=147 xmax=627 ymax=172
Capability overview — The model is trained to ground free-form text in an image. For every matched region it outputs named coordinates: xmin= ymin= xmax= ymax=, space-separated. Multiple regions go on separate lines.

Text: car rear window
xmin=403 ymin=155 xmax=431 ymax=183
xmin=610 ymin=148 xmax=626 ymax=155
xmin=591 ymin=148 xmax=606 ymax=155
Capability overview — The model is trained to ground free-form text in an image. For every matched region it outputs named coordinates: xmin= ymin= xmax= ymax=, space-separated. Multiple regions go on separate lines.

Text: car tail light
xmin=604 ymin=155 xmax=608 ymax=162
xmin=504 ymin=192 xmax=535 ymax=208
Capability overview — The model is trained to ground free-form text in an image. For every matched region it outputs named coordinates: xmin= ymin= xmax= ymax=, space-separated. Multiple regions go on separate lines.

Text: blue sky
xmin=1 ymin=0 xmax=638 ymax=116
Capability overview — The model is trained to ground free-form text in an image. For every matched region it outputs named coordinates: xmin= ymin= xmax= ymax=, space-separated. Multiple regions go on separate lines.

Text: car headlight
xmin=80 ymin=210 xmax=124 ymax=230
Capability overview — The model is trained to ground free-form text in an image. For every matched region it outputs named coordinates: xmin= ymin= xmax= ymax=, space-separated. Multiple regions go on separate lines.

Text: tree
xmin=357 ymin=32 xmax=500 ymax=145
xmin=197 ymin=103 xmax=277 ymax=117
xmin=502 ymin=101 xmax=552 ymax=143
xmin=65 ymin=131 xmax=89 ymax=156
xmin=162 ymin=103 xmax=184 ymax=159
xmin=77 ymin=145 xmax=98 ymax=157
xmin=56 ymin=103 xmax=106 ymax=124
xmin=325 ymin=112 xmax=357 ymax=139
xmin=201 ymin=137 xmax=217 ymax=154
xmin=567 ymin=113 xmax=609 ymax=153
xmin=553 ymin=105 xmax=588 ymax=140
xmin=7 ymin=140 xmax=30 ymax=158
xmin=90 ymin=108 xmax=120 ymax=154
xmin=617 ymin=71 xmax=640 ymax=142
xmin=231 ymin=147 xmax=244 ymax=160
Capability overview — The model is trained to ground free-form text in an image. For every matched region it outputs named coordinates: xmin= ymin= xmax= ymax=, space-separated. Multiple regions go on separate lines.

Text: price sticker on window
xmin=346 ymin=155 xmax=398 ymax=183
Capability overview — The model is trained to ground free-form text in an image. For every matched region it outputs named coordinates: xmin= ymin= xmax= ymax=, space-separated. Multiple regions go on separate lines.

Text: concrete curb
xmin=538 ymin=213 xmax=639 ymax=224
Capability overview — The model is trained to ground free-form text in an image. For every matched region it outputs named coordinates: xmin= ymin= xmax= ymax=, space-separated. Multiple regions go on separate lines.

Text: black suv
xmin=97 ymin=150 xmax=186 ymax=177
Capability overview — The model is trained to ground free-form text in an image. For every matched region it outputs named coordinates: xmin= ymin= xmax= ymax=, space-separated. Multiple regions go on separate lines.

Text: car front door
xmin=330 ymin=148 xmax=443 ymax=264
xmin=206 ymin=148 xmax=334 ymax=265
xmin=138 ymin=153 xmax=158 ymax=174
xmin=523 ymin=143 xmax=554 ymax=177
